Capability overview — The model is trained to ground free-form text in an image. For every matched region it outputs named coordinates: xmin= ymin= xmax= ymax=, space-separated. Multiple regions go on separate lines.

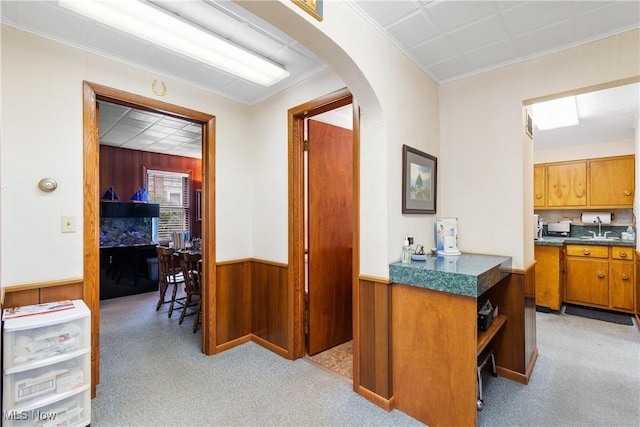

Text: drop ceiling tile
xmin=352 ymin=1 xmax=419 ymax=28
xmin=500 ymin=1 xmax=573 ymax=36
xmin=463 ymin=39 xmax=519 ymax=70
xmin=495 ymin=1 xmax=530 ymax=11
xmin=513 ymin=19 xmax=574 ymax=58
xmin=127 ymin=110 xmax=163 ymax=123
xmin=424 ymin=0 xmax=498 ymax=32
xmin=427 ymin=56 xmax=473 ymax=82
xmin=386 ymin=12 xmax=440 ymax=48
xmin=576 ymin=1 xmax=640 ymax=39
xmin=411 ymin=36 xmax=459 ymax=67
xmin=446 ymin=15 xmax=511 ymax=53
xmin=230 ymin=24 xmax=288 ymax=60
xmin=100 ymin=130 xmax=134 ymax=145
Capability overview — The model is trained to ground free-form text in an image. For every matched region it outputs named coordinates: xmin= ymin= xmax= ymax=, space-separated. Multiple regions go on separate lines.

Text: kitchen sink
xmin=579 ymin=236 xmax=620 ymax=241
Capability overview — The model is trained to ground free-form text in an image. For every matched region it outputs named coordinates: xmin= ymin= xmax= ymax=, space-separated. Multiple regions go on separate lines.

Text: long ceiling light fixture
xmin=58 ymin=0 xmax=289 ymax=87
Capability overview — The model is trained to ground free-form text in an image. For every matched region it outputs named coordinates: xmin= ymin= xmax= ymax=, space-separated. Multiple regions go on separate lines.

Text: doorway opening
xmin=288 ymin=88 xmax=359 ymax=382
xmin=82 ymin=82 xmax=217 ymax=397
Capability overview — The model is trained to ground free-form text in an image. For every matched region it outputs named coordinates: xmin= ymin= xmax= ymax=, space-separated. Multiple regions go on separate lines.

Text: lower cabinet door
xmin=566 ymin=258 xmax=609 ymax=307
xmin=610 ymin=261 xmax=634 ymax=311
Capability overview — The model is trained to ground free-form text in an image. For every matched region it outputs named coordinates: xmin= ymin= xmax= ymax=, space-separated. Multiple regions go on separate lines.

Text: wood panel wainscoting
xmin=213 ymin=258 xmax=289 ymax=357
xmin=356 ymin=275 xmax=393 ymax=410
xmin=2 ymin=278 xmax=84 ymax=308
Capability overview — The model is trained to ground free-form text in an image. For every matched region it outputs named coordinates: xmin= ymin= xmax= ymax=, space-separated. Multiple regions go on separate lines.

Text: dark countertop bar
xmin=389 ymin=253 xmax=512 ymax=298
xmin=535 ymin=236 xmax=636 ymax=247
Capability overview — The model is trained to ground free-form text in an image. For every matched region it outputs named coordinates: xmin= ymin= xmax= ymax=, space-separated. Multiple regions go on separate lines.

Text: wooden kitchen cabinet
xmin=589 ymin=156 xmax=635 ymax=207
xmin=565 ymin=245 xmax=636 ymax=312
xmin=547 ymin=161 xmax=587 ymax=207
xmin=566 ymin=257 xmax=609 ymax=307
xmin=533 ymin=165 xmax=546 ymax=208
xmin=610 ymin=247 xmax=635 ymax=311
xmin=534 ymin=245 xmax=564 ymax=310
xmin=535 ymin=155 xmax=634 ymax=209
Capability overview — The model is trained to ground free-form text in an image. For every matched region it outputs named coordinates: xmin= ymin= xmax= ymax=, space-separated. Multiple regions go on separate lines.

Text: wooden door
xmin=566 ymin=258 xmax=609 ymax=307
xmin=589 ymin=156 xmax=635 ymax=207
xmin=307 ymin=119 xmax=353 ymax=355
xmin=533 ymin=165 xmax=546 ymax=208
xmin=547 ymin=162 xmax=587 ymax=207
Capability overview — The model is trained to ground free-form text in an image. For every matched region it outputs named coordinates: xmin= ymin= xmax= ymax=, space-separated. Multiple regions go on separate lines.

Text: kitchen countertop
xmin=389 ymin=253 xmax=512 ymax=298
xmin=535 ymin=236 xmax=636 ymax=247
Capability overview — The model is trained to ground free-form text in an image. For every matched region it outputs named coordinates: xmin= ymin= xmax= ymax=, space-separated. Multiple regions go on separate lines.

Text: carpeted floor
xmin=92 ymin=292 xmax=640 ymax=426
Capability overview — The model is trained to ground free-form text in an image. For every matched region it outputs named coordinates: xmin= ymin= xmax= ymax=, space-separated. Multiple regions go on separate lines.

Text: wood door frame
xmin=82 ymin=82 xmax=217 ymax=397
xmin=287 ymin=88 xmax=360 ymax=377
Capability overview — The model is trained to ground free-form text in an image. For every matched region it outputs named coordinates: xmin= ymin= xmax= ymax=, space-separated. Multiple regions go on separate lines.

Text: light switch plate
xmin=61 ymin=215 xmax=76 ymax=233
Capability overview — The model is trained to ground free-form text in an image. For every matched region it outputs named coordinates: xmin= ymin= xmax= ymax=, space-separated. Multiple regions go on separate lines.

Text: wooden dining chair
xmin=156 ymin=246 xmax=185 ymax=318
xmin=180 ymin=252 xmax=202 ymax=333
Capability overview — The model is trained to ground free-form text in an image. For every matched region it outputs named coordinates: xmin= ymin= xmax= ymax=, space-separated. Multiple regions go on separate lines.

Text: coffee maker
xmin=533 ymin=214 xmax=543 ymax=240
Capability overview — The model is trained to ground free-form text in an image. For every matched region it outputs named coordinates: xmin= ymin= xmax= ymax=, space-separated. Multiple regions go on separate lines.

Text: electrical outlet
xmin=61 ymin=215 xmax=76 ymax=233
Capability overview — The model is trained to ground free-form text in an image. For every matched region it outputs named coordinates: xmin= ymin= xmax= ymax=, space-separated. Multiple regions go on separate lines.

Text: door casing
xmin=82 ymin=81 xmax=217 ymax=397
xmin=287 ymin=87 xmax=360 ymax=385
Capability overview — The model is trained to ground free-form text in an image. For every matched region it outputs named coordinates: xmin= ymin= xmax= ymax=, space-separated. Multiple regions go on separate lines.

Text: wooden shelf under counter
xmin=477 ymin=314 xmax=507 ymax=355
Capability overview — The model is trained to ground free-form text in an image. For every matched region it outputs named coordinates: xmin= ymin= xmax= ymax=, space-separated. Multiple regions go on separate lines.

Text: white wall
xmin=0 ymin=26 xmax=253 ymax=286
xmin=243 ymin=1 xmax=440 ymax=278
xmin=440 ymin=29 xmax=640 ymax=269
xmin=534 ymin=138 xmax=635 ymax=163
xmin=250 ymin=68 xmax=346 ymax=263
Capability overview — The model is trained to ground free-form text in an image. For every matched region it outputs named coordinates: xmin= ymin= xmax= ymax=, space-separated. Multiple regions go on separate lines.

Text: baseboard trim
xmin=496 ymin=347 xmax=538 ymax=385
xmin=356 ymin=385 xmax=392 ymax=411
xmin=215 ymin=335 xmax=252 ymax=353
xmin=251 ymin=334 xmax=289 ymax=359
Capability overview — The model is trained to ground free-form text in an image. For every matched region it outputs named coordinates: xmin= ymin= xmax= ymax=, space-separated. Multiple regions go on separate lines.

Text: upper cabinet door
xmin=533 ymin=165 xmax=546 ymax=208
xmin=589 ymin=156 xmax=635 ymax=207
xmin=547 ymin=161 xmax=587 ymax=207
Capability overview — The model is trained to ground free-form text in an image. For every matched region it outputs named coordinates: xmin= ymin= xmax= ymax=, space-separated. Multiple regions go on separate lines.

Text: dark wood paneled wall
xmin=358 ymin=278 xmax=391 ymax=401
xmin=99 ymin=145 xmax=203 ymax=238
xmin=252 ymin=261 xmax=289 ymax=351
xmin=216 ymin=261 xmax=252 ymax=345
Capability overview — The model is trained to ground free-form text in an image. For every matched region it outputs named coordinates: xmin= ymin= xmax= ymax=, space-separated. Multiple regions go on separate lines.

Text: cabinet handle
xmin=624 ymin=190 xmax=631 ymax=196
xmin=583 ymin=249 xmax=590 ymax=255
xmin=597 ymin=272 xmax=605 ymax=278
xmin=619 ymin=251 xmax=628 ymax=258
xmin=621 ymin=275 xmax=629 ymax=280
xmin=535 ymin=194 xmax=543 ymax=199
xmin=576 ymin=192 xmax=584 ymax=198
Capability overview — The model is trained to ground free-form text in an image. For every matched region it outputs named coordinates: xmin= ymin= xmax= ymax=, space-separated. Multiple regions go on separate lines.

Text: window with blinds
xmin=146 ymin=170 xmax=190 ymax=241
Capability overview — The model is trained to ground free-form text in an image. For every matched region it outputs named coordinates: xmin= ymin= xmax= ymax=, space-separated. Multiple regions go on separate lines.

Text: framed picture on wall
xmin=402 ymin=145 xmax=437 ymax=214
xmin=291 ymin=0 xmax=323 ymax=21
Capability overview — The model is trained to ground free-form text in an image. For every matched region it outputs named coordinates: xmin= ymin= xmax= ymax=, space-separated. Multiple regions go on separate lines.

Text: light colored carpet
xmin=92 ymin=292 xmax=420 ymax=426
xmin=92 ymin=291 xmax=640 ymax=426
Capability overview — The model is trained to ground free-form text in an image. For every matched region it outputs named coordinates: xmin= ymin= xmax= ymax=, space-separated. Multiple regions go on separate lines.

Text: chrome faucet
xmin=594 ymin=216 xmax=603 ymax=237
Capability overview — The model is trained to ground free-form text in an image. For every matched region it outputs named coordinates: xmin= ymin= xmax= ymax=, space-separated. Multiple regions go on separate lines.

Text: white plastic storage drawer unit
xmin=2 ymin=299 xmax=91 ymax=427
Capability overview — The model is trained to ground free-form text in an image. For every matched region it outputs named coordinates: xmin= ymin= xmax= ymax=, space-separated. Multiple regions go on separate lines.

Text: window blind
xmin=147 ymin=170 xmax=190 ymax=240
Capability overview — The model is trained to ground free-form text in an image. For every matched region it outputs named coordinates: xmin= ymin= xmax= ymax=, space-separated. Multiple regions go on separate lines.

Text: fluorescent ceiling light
xmin=532 ymin=96 xmax=579 ymax=131
xmin=58 ymin=0 xmax=289 ymax=87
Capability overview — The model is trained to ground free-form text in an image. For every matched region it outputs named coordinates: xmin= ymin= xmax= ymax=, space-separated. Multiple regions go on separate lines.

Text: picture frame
xmin=291 ymin=0 xmax=323 ymax=21
xmin=402 ymin=144 xmax=437 ymax=214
